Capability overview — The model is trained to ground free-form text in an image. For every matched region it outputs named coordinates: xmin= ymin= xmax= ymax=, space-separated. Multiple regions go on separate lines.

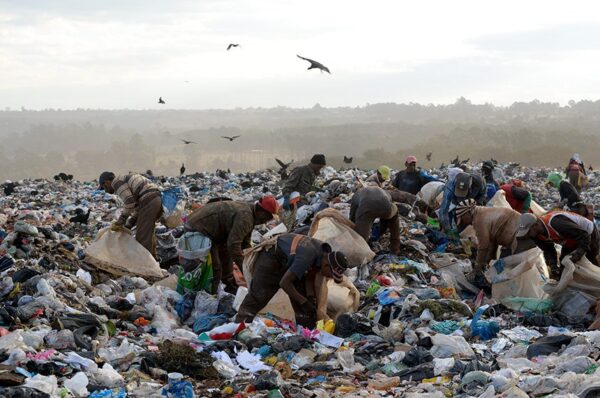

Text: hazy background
xmin=2 ymin=1 xmax=600 ymax=179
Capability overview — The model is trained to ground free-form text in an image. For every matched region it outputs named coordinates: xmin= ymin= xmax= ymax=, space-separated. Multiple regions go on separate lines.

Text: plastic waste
xmin=471 ymin=305 xmax=500 ymax=340
xmin=430 ymin=334 xmax=475 ymax=358
xmin=65 ymin=372 xmax=89 ymax=397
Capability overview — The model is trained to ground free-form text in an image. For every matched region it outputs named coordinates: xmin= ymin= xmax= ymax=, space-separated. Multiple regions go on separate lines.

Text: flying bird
xmin=276 ymin=158 xmax=293 ymax=179
xmin=180 ymin=163 xmax=186 ymax=176
xmin=227 ymin=43 xmax=240 ymax=51
xmin=297 ymin=55 xmax=330 ymax=74
xmin=180 ymin=139 xmax=197 ymax=145
xmin=343 ymin=156 xmax=353 ymax=164
xmin=221 ymin=135 xmax=240 ymax=142
xmin=425 ymin=152 xmax=432 ymax=162
xmin=158 ymin=97 xmax=165 ymax=104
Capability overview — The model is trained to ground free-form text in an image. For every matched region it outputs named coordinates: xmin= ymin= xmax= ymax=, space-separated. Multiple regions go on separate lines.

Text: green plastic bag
xmin=177 ymin=252 xmax=213 ymax=294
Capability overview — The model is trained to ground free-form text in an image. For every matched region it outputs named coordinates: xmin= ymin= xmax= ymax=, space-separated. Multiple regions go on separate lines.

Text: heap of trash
xmin=2 ymin=163 xmax=600 ymax=398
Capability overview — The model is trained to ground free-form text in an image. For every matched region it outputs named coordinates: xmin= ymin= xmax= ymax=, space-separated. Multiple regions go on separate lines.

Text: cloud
xmin=472 ymin=23 xmax=600 ymax=53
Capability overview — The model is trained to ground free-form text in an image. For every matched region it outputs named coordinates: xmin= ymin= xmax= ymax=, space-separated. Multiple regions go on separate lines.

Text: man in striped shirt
xmin=99 ymin=172 xmax=163 ymax=257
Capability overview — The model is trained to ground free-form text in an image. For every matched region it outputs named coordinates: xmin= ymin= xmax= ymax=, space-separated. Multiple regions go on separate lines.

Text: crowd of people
xmin=95 ymin=152 xmax=596 ymax=327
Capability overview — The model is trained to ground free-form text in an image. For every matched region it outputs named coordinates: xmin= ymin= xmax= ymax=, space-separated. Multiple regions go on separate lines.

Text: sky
xmin=2 ymin=0 xmax=600 ymax=109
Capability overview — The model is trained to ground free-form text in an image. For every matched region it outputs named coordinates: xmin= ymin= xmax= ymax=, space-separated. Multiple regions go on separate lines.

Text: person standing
xmin=392 ymin=155 xmax=438 ymax=195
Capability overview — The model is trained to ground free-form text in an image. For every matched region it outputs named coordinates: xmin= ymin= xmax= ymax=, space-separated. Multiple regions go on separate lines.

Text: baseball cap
xmin=516 ymin=213 xmax=538 ymax=238
xmin=405 ymin=155 xmax=417 ymax=164
xmin=454 ymin=172 xmax=472 ymax=197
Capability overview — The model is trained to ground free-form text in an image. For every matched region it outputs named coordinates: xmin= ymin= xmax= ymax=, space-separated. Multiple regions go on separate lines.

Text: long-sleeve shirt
xmin=559 ymin=180 xmax=582 ymax=208
xmin=535 ymin=213 xmax=594 ymax=267
xmin=282 ymin=165 xmax=318 ymax=202
xmin=471 ymin=207 xmax=520 ymax=265
xmin=111 ymin=174 xmax=160 ymax=221
xmin=392 ymin=169 xmax=438 ymax=195
xmin=439 ymin=173 xmax=486 ymax=230
xmin=500 ymin=184 xmax=532 ymax=213
xmin=350 ymin=186 xmax=394 ymax=222
xmin=185 ymin=201 xmax=256 ymax=266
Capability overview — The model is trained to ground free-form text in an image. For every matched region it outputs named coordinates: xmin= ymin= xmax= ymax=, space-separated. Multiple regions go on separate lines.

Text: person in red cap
xmin=392 ymin=155 xmax=439 ymax=195
xmin=185 ymin=196 xmax=279 ymax=293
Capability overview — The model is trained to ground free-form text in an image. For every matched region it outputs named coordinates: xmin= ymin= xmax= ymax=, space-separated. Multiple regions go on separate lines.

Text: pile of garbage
xmin=1 ymin=164 xmax=600 ymax=397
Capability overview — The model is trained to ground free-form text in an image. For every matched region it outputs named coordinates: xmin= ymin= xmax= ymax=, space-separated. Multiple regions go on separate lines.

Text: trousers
xmin=135 ymin=194 xmax=162 ymax=258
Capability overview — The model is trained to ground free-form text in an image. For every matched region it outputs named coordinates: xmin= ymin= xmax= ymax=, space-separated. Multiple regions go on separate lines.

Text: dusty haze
xmin=1 ymin=98 xmax=599 ymax=181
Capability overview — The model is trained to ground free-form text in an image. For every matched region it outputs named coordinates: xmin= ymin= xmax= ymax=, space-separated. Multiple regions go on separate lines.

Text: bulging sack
xmin=84 ymin=228 xmax=163 ymax=279
xmin=309 ymin=208 xmax=375 ymax=267
xmin=485 ymin=248 xmax=549 ymax=308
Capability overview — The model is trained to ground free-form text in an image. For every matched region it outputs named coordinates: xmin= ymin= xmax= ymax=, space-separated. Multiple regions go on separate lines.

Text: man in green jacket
xmin=185 ymin=196 xmax=279 ymax=293
xmin=280 ymin=154 xmax=326 ymax=230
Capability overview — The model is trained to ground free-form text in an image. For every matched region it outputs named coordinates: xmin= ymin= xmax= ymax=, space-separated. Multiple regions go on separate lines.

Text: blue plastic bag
xmin=162 ymin=187 xmax=185 ymax=214
xmin=162 ymin=381 xmax=195 ymax=398
xmin=471 ymin=305 xmax=499 ymax=341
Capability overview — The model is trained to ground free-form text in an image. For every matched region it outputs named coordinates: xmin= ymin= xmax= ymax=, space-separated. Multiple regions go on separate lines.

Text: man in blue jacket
xmin=392 ymin=155 xmax=438 ymax=195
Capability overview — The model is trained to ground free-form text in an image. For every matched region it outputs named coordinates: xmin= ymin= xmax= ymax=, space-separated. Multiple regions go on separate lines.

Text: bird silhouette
xmin=180 ymin=163 xmax=186 ymax=176
xmin=451 ymin=155 xmax=460 ymax=165
xmin=589 ymin=165 xmax=594 ymax=171
xmin=343 ymin=156 xmax=353 ymax=164
xmin=276 ymin=158 xmax=293 ymax=179
xmin=180 ymin=139 xmax=197 ymax=145
xmin=70 ymin=208 xmax=91 ymax=224
xmin=425 ymin=152 xmax=432 ymax=161
xmin=227 ymin=43 xmax=240 ymax=51
xmin=297 ymin=55 xmax=330 ymax=74
xmin=158 ymin=97 xmax=165 ymax=104
xmin=221 ymin=135 xmax=240 ymax=142
xmin=460 ymin=158 xmax=470 ymax=165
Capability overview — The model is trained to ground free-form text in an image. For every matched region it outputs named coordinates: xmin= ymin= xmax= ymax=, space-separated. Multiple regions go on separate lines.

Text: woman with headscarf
xmin=566 ymin=153 xmax=588 ymax=193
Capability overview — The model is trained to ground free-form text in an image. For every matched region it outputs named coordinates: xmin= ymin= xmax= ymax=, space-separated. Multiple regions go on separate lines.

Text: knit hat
xmin=546 ymin=172 xmax=563 ymax=188
xmin=310 ymin=154 xmax=327 ymax=166
xmin=456 ymin=199 xmax=477 ymax=218
xmin=257 ymin=195 xmax=279 ymax=214
xmin=327 ymin=251 xmax=348 ymax=283
xmin=98 ymin=171 xmax=115 ymax=190
xmin=377 ymin=165 xmax=391 ymax=181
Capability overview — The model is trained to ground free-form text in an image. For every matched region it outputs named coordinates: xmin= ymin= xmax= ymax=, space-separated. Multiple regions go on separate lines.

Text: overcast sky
xmin=2 ymin=0 xmax=600 ymax=109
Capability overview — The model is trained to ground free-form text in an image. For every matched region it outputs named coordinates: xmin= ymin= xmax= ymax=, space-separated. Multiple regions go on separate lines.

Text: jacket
xmin=392 ymin=169 xmax=438 ymax=195
xmin=185 ymin=201 xmax=256 ymax=266
xmin=440 ymin=173 xmax=487 ymax=230
xmin=112 ymin=174 xmax=160 ymax=222
xmin=535 ymin=211 xmax=595 ymax=267
xmin=350 ymin=186 xmax=394 ymax=221
xmin=471 ymin=207 xmax=520 ymax=265
xmin=500 ymin=183 xmax=531 ymax=213
xmin=275 ymin=234 xmax=329 ymax=279
xmin=282 ymin=165 xmax=317 ymax=198
xmin=559 ymin=180 xmax=582 ymax=208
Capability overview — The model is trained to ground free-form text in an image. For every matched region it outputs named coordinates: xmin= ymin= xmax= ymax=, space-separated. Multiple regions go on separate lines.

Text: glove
xmin=282 ymin=195 xmax=291 ymax=211
xmin=570 ymin=249 xmax=585 ymax=263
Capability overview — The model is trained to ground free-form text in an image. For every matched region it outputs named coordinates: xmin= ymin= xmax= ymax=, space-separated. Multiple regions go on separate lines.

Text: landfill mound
xmin=1 ymin=164 xmax=600 ymax=397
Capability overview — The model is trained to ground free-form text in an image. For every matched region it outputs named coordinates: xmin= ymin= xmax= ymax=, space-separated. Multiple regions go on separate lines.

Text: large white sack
xmin=309 ymin=208 xmax=375 ymax=267
xmin=545 ymin=255 xmax=600 ymax=299
xmin=489 ymin=190 xmax=546 ymax=216
xmin=485 ymin=248 xmax=549 ymax=305
xmin=84 ymin=228 xmax=163 ymax=279
xmin=418 ymin=181 xmax=446 ymax=210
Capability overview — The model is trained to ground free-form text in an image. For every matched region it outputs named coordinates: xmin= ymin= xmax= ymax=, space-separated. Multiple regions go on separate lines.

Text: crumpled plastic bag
xmin=84 ymin=228 xmax=163 ymax=279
